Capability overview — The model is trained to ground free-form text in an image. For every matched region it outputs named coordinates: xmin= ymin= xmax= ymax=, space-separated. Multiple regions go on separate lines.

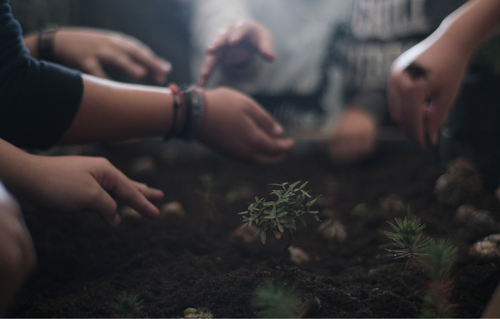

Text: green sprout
xmin=239 ymin=181 xmax=321 ymax=253
xmin=418 ymin=239 xmax=458 ymax=318
xmin=111 ymin=293 xmax=143 ymax=318
xmin=252 ymin=280 xmax=299 ymax=318
xmin=383 ymin=208 xmax=431 ymax=269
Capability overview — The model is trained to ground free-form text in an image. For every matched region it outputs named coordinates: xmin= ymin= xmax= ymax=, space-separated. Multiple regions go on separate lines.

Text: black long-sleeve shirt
xmin=0 ymin=0 xmax=83 ymax=149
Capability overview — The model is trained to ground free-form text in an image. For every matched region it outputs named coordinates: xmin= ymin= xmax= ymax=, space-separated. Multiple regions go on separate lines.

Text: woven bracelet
xmin=164 ymin=84 xmax=183 ymax=141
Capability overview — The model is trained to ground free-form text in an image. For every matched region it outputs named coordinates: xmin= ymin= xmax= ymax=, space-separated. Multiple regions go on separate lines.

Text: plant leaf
xmin=260 ymin=231 xmax=267 ymax=245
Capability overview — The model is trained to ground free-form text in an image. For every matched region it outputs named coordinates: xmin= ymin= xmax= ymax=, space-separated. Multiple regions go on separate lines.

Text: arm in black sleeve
xmin=0 ymin=0 xmax=83 ymax=149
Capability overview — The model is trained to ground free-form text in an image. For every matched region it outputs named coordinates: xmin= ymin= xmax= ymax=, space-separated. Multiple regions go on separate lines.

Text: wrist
xmin=38 ymin=24 xmax=59 ymax=62
xmin=164 ymin=85 xmax=205 ymax=141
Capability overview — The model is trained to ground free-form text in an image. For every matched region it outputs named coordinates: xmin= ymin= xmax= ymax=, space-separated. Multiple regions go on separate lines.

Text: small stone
xmin=184 ymin=307 xmax=213 ymax=318
xmin=317 ymin=219 xmax=347 ymax=243
xmin=130 ymin=156 xmax=156 ymax=175
xmin=233 ymin=225 xmax=259 ymax=243
xmin=120 ymin=206 xmax=142 ymax=219
xmin=468 ymin=210 xmax=495 ymax=227
xmin=379 ymin=194 xmax=405 ymax=214
xmin=455 ymin=204 xmax=476 ymax=223
xmin=470 ymin=236 xmax=500 ymax=258
xmin=160 ymin=201 xmax=185 ymax=218
xmin=288 ymin=246 xmax=310 ymax=265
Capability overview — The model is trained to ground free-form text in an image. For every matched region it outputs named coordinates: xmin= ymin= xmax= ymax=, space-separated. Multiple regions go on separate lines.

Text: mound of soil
xmin=6 ymin=142 xmax=500 ymax=317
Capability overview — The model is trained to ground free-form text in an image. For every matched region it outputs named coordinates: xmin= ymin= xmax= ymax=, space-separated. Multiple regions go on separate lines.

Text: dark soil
xmin=6 ymin=141 xmax=500 ymax=318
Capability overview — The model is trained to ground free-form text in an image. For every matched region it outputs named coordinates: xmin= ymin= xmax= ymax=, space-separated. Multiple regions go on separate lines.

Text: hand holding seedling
xmin=199 ymin=88 xmax=294 ymax=164
xmin=388 ymin=0 xmax=500 ymax=149
xmin=198 ymin=20 xmax=275 ymax=86
xmin=239 ymin=181 xmax=320 ymax=251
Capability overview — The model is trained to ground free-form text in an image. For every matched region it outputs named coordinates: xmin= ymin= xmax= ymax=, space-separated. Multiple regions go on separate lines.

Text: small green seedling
xmin=418 ymin=239 xmax=458 ymax=318
xmin=111 ymin=292 xmax=143 ymax=318
xmin=383 ymin=207 xmax=431 ymax=270
xmin=252 ymin=280 xmax=299 ymax=318
xmin=239 ymin=181 xmax=321 ymax=255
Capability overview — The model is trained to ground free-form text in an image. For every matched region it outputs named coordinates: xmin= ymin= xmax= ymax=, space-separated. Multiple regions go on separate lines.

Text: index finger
xmin=199 ymin=52 xmax=220 ymax=87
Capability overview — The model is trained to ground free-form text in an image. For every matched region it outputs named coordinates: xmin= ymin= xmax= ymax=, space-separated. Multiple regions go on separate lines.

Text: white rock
xmin=233 ymin=225 xmax=259 ymax=243
xmin=130 ymin=156 xmax=156 ymax=175
xmin=318 ymin=219 xmax=347 ymax=243
xmin=470 ymin=238 xmax=500 ymax=258
xmin=160 ymin=201 xmax=185 ymax=218
xmin=288 ymin=246 xmax=310 ymax=265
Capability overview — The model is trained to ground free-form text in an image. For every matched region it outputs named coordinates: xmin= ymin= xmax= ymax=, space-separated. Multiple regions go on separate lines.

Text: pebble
xmin=455 ymin=204 xmax=476 ymax=223
xmin=379 ymin=194 xmax=405 ymax=214
xmin=160 ymin=201 xmax=185 ymax=219
xmin=467 ymin=210 xmax=495 ymax=227
xmin=130 ymin=156 xmax=156 ymax=175
xmin=317 ymin=219 xmax=347 ymax=243
xmin=233 ymin=225 xmax=259 ymax=243
xmin=288 ymin=246 xmax=310 ymax=265
xmin=470 ymin=234 xmax=500 ymax=258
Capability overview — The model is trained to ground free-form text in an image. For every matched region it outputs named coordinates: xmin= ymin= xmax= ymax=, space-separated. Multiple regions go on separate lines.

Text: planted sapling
xmin=111 ymin=292 xmax=143 ymax=318
xmin=239 ymin=181 xmax=321 ymax=263
xmin=419 ymin=239 xmax=458 ymax=318
xmin=383 ymin=208 xmax=431 ymax=270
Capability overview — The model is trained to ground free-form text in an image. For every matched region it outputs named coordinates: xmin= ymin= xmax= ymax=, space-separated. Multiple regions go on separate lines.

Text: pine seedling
xmin=239 ymin=181 xmax=321 ymax=256
xmin=418 ymin=239 xmax=458 ymax=318
xmin=383 ymin=207 xmax=431 ymax=269
xmin=252 ymin=280 xmax=299 ymax=318
xmin=199 ymin=173 xmax=219 ymax=220
xmin=111 ymin=292 xmax=143 ymax=318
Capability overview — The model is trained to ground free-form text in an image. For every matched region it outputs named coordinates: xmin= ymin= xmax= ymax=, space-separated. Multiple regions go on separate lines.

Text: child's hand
xmin=21 ymin=155 xmax=164 ymax=226
xmin=200 ymin=87 xmax=293 ymax=164
xmin=329 ymin=109 xmax=377 ymax=165
xmin=52 ymin=28 xmax=171 ymax=85
xmin=0 ymin=185 xmax=36 ymax=315
xmin=199 ymin=20 xmax=275 ymax=86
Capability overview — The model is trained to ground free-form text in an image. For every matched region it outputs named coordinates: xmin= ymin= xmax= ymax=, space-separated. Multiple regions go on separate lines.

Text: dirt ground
xmin=6 ymin=140 xmax=500 ymax=318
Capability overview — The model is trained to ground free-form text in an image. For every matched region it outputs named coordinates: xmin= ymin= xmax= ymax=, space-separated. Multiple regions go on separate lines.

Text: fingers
xmin=199 ymin=53 xmax=220 ymax=87
xmin=81 ymin=58 xmax=110 ymax=79
xmin=119 ymin=40 xmax=172 ymax=85
xmin=245 ymin=98 xmax=285 ymax=137
xmin=89 ymin=161 xmax=162 ymax=226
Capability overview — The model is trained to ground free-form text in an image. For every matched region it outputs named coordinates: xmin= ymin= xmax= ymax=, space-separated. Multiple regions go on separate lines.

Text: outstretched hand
xmin=199 ymin=20 xmax=275 ymax=86
xmin=388 ymin=33 xmax=471 ymax=149
xmin=21 ymin=155 xmax=164 ymax=226
xmin=199 ymin=87 xmax=294 ymax=164
xmin=52 ymin=28 xmax=171 ymax=85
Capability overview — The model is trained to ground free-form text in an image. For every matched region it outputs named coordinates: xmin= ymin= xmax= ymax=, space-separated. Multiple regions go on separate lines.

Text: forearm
xmin=22 ymin=33 xmax=38 ymax=58
xmin=58 ymin=74 xmax=179 ymax=144
xmin=0 ymin=139 xmax=38 ymax=199
xmin=434 ymin=0 xmax=500 ymax=57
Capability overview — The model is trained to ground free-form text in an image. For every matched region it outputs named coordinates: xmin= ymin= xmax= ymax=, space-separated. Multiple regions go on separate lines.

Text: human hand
xmin=199 ymin=87 xmax=294 ymax=164
xmin=53 ymin=28 xmax=171 ymax=85
xmin=0 ymin=184 xmax=36 ymax=315
xmin=329 ymin=109 xmax=377 ymax=165
xmin=20 ymin=155 xmax=164 ymax=226
xmin=199 ymin=20 xmax=275 ymax=86
xmin=388 ymin=36 xmax=470 ymax=148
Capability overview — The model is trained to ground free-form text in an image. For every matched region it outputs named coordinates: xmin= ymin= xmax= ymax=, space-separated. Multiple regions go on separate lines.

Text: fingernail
xmin=273 ymin=124 xmax=284 ymax=136
xmin=161 ymin=61 xmax=172 ymax=72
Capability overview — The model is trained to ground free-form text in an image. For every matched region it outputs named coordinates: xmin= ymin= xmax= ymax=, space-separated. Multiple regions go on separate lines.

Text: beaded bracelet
xmin=38 ymin=24 xmax=59 ymax=62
